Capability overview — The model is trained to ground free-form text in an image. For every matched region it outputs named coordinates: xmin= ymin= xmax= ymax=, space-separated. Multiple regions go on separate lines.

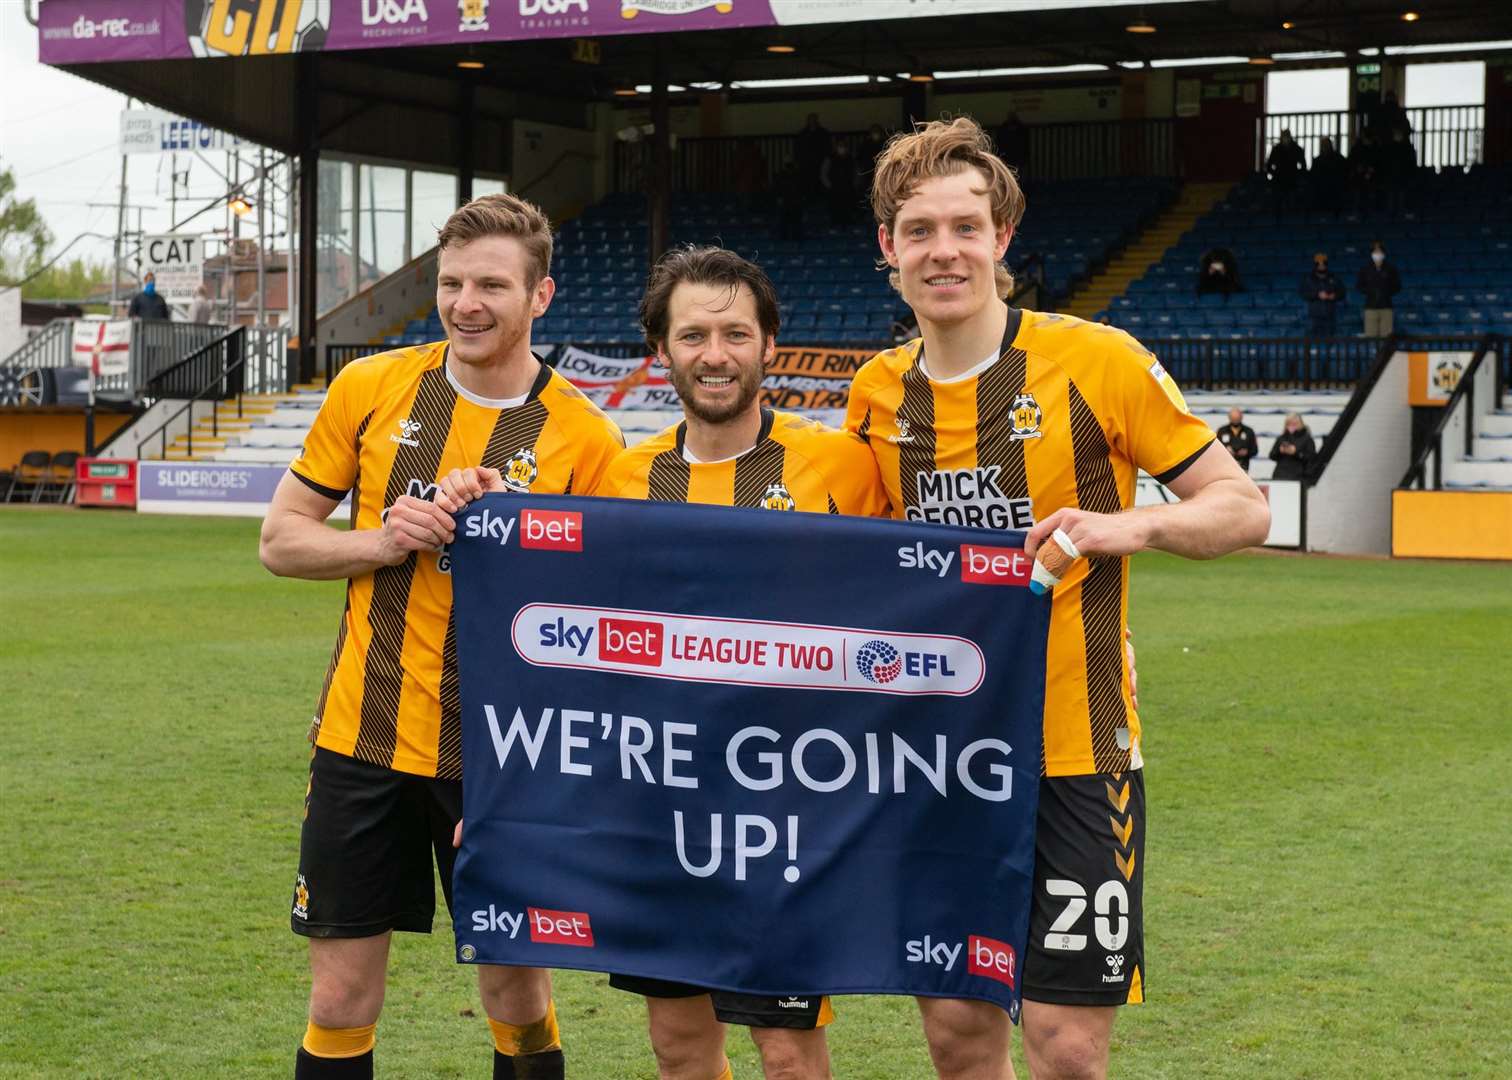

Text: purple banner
xmin=40 ymin=0 xmax=776 ymax=65
xmin=39 ymin=0 xmax=176 ymax=64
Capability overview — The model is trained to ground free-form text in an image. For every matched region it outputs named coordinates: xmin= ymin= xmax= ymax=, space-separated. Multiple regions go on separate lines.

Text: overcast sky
xmin=0 ymin=2 xmax=1486 ymax=276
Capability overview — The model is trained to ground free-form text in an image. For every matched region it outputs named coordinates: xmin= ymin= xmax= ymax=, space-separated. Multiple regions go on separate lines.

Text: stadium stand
xmin=373 ymin=178 xmax=1177 ymax=351
xmin=1094 ymin=165 xmax=1512 ymax=340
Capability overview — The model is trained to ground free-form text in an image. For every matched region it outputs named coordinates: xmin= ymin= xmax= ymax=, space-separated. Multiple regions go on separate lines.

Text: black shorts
xmin=608 ymin=974 xmax=834 ymax=1030
xmin=1022 ymin=770 xmax=1146 ymax=1006
xmin=291 ymin=747 xmax=462 ymax=938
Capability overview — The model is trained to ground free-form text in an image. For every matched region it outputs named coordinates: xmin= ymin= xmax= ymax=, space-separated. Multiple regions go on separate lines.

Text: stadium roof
xmin=36 ymin=0 xmax=1512 ymax=167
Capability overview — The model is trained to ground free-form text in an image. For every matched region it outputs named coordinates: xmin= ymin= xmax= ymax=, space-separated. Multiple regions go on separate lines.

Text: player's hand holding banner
xmin=450 ymin=495 xmax=1051 ymax=1017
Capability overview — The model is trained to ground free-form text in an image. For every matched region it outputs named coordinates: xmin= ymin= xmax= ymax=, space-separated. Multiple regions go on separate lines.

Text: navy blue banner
xmin=450 ymin=495 xmax=1050 ymax=1016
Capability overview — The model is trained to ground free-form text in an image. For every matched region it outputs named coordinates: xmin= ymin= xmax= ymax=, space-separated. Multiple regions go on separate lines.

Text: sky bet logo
xmin=906 ymin=933 xmax=1017 ymax=987
xmin=898 ymin=543 xmax=1032 ymax=587
xmin=538 ymin=616 xmax=664 ymax=666
xmin=464 ymin=508 xmax=582 ymax=550
xmin=469 ymin=905 xmax=595 ymax=947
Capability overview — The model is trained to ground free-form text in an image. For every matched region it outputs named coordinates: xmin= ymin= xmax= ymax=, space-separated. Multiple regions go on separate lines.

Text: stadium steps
xmin=1481 ymin=411 xmax=1512 ymax=438
xmin=1059 ymin=182 xmax=1233 ymax=320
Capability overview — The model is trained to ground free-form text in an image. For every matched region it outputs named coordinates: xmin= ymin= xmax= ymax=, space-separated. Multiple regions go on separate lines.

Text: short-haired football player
xmin=846 ymin=117 xmax=1270 ymax=1080
xmin=260 ymin=193 xmax=624 ymax=1080
xmin=436 ymin=245 xmax=888 ymax=1080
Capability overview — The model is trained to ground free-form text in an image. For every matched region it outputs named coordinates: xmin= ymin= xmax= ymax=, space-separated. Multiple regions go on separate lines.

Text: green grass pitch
xmin=2 ymin=508 xmax=1510 ymax=1078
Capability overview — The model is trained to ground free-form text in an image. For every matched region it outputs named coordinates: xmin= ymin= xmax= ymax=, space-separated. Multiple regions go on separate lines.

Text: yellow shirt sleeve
xmin=289 ymin=360 xmax=367 ymax=498
xmin=843 ymin=360 xmax=878 ymax=437
xmin=590 ymin=445 xmax=636 ymax=498
xmin=823 ymin=430 xmax=892 ymax=517
xmin=1100 ymin=330 xmax=1215 ymax=482
xmin=573 ymin=415 xmax=626 ymax=496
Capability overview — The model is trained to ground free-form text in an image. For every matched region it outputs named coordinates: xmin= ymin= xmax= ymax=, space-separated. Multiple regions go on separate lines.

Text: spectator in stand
xmin=1299 ymin=252 xmax=1346 ymax=337
xmin=795 ymin=112 xmax=830 ymax=197
xmin=1309 ymin=136 xmax=1349 ymax=216
xmin=187 ymin=283 xmax=215 ymax=324
xmin=1265 ymin=129 xmax=1306 ymax=216
xmin=1270 ymin=412 xmax=1317 ymax=480
xmin=1350 ymin=130 xmax=1384 ymax=212
xmin=1357 ymin=241 xmax=1402 ymax=338
xmin=1217 ymin=408 xmax=1259 ymax=472
xmin=1382 ymin=128 xmax=1417 ymax=213
xmin=820 ymin=137 xmax=858 ymax=225
xmin=1197 ymin=246 xmax=1243 ymax=298
xmin=1370 ymin=89 xmax=1411 ymax=138
xmin=127 ymin=271 xmax=171 ymax=320
xmin=996 ymin=112 xmax=1030 ymax=172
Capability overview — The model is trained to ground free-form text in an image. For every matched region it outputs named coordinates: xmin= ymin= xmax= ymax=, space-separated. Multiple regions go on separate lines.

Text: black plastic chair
xmin=5 ymin=451 xmax=50 ymax=503
xmin=44 ymin=451 xmax=81 ymax=503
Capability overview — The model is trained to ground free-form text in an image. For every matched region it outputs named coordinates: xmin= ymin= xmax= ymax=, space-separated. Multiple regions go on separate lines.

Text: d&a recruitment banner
xmin=450 ymin=495 xmax=1051 ymax=1016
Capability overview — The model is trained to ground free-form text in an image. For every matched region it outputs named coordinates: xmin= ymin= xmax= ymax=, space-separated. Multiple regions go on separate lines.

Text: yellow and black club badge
xmin=760 ymin=482 xmax=796 ymax=511
xmin=504 ymin=447 xmax=539 ymax=492
xmin=1009 ymin=392 xmax=1043 ymax=442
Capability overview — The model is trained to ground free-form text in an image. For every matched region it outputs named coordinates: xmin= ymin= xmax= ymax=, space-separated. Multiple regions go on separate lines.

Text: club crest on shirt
xmin=760 ymin=482 xmax=796 ymax=511
xmin=1009 ymin=393 xmax=1043 ymax=442
xmin=504 ymin=447 xmax=539 ymax=492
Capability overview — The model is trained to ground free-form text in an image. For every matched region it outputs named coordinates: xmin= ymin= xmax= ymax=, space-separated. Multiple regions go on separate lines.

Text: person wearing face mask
xmin=1270 ymin=412 xmax=1316 ymax=481
xmin=127 ymin=270 xmax=172 ymax=321
xmin=1299 ymin=253 xmax=1345 ymax=338
xmin=1216 ymin=407 xmax=1258 ymax=472
xmin=1356 ymin=241 xmax=1401 ymax=339
xmin=1197 ymin=247 xmax=1242 ymax=298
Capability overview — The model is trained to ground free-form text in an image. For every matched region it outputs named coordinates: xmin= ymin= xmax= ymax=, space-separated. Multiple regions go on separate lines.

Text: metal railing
xmin=1026 ymin=119 xmax=1177 ymax=180
xmin=146 ymin=327 xmax=247 ymax=400
xmin=325 ymin=343 xmax=380 ymax=385
xmin=1399 ymin=336 xmax=1498 ymax=490
xmin=1258 ymin=105 xmax=1485 ymax=171
xmin=137 ymin=327 xmax=251 ymax=461
xmin=0 ymin=318 xmax=233 ymax=398
xmin=1145 ymin=336 xmax=1383 ymax=390
xmin=1 ymin=318 xmax=73 ymax=371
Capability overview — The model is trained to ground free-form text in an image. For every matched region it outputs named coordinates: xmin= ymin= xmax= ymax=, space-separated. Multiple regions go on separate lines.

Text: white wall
xmin=513 ymin=119 xmax=600 ymax=221
xmin=316 ymin=248 xmax=439 ymax=354
xmin=0 ymin=288 xmax=22 ymax=361
xmin=1306 ymin=350 xmax=1413 ymax=554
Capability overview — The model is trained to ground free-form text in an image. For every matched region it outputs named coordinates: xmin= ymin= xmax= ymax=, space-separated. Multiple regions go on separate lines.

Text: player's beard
xmin=669 ymin=359 xmax=764 ymax=425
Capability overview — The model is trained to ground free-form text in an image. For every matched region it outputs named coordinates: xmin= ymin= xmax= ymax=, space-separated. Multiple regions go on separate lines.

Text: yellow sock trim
xmin=713 ymin=1062 xmax=733 ymax=1080
xmin=816 ymin=996 xmax=836 ymax=1027
xmin=302 ymin=1021 xmax=375 ymax=1059
xmin=489 ymin=1000 xmax=561 ymax=1055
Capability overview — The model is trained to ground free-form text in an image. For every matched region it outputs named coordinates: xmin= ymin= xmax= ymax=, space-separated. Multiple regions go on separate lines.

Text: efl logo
xmin=598 ymin=617 xmax=664 ymax=667
xmin=967 ymin=934 xmax=1017 ymax=987
xmin=960 ymin=544 xmax=1032 ymax=587
xmin=520 ymin=509 xmax=582 ymax=551
xmin=527 ymin=907 xmax=595 ymax=947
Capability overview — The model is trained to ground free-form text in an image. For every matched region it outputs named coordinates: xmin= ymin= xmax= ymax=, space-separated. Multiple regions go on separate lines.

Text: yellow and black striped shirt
xmin=289 ymin=341 xmax=624 ymax=778
xmin=594 ymin=408 xmax=889 ymax=517
xmin=845 ymin=309 xmax=1214 ymax=777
